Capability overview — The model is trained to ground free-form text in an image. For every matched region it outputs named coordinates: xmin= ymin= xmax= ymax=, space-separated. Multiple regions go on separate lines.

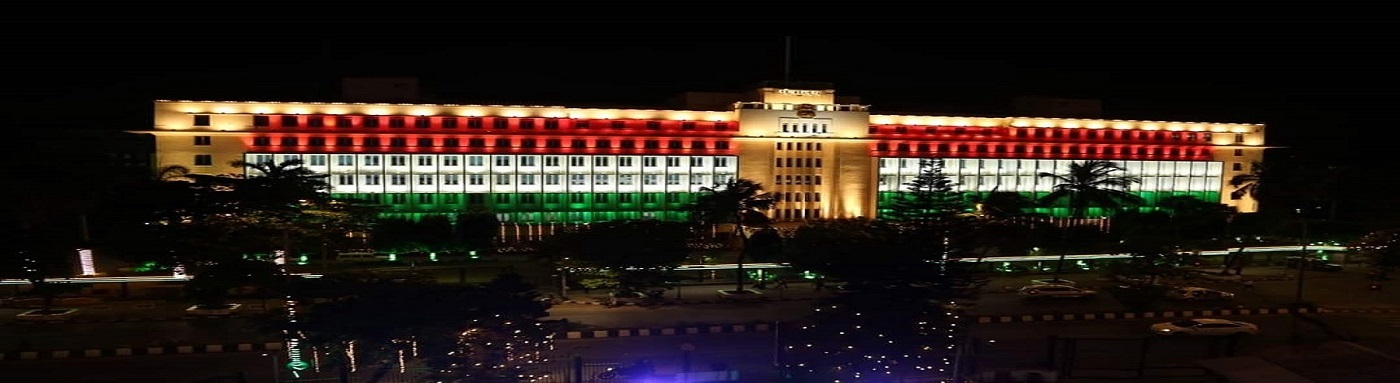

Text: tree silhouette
xmin=1038 ymin=160 xmax=1144 ymax=218
xmin=689 ymin=178 xmax=775 ymax=292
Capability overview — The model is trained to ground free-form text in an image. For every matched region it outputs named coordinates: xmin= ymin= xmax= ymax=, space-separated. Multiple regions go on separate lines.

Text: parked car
xmin=1018 ymin=285 xmax=1097 ymax=298
xmin=1286 ymin=257 xmax=1343 ymax=272
xmin=1166 ymin=287 xmax=1236 ymax=301
xmin=1030 ymin=278 xmax=1076 ymax=286
xmin=1151 ymin=319 xmax=1258 ymax=336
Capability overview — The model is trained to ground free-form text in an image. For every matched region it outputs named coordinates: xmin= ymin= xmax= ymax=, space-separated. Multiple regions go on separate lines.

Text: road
xmin=14 ymin=313 xmax=1399 ymax=383
xmin=0 ymin=318 xmax=273 ymax=351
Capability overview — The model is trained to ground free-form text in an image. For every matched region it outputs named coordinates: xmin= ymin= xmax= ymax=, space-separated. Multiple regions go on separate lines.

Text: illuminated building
xmin=143 ymin=82 xmax=1265 ymax=223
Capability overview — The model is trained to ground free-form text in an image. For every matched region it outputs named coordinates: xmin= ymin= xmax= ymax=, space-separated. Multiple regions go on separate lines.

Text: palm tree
xmin=229 ymin=158 xmax=331 ymax=210
xmin=1037 ymin=160 xmax=1144 ymax=218
xmin=690 ymin=178 xmax=776 ymax=293
xmin=972 ymin=187 xmax=1039 ymax=219
xmin=1228 ymin=161 xmax=1265 ymax=202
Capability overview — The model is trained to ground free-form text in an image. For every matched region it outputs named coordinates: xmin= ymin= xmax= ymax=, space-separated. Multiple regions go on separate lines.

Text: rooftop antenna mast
xmin=783 ymin=36 xmax=793 ymax=84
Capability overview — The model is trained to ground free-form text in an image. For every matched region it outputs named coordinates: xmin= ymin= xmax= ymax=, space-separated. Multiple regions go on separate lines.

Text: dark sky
xmin=4 ymin=24 xmax=1394 ymax=165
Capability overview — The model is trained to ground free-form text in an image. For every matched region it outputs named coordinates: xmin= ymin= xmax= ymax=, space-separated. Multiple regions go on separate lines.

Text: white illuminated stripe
xmin=966 ymin=245 xmax=1347 ymax=263
xmin=0 ymin=273 xmax=325 ymax=286
xmin=77 ymin=249 xmax=96 ymax=276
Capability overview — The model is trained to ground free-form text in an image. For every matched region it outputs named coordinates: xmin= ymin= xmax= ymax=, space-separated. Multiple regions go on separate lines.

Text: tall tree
xmin=689 ymin=178 xmax=775 ymax=292
xmin=1037 ymin=160 xmax=1144 ymax=218
xmin=971 ymin=188 xmax=1039 ymax=219
xmin=455 ymin=206 xmax=501 ymax=253
xmin=542 ymin=220 xmax=690 ymax=292
xmin=887 ymin=159 xmax=967 ymax=222
xmin=1228 ymin=161 xmax=1268 ymax=210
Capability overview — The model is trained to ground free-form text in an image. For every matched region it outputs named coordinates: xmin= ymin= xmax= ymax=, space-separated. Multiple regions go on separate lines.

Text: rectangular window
xmin=494 ymin=156 xmax=511 ymax=166
xmin=569 ymin=174 xmax=587 ymax=185
xmin=544 ymin=156 xmax=561 ymax=166
xmin=308 ymin=137 xmax=326 ymax=146
xmin=365 ymin=175 xmax=381 ymax=185
xmin=666 ymin=174 xmax=681 ymax=185
xmin=545 ymin=174 xmax=561 ymax=185
xmin=519 ymin=156 xmax=536 ymax=166
xmin=308 ymin=155 xmax=326 ymax=166
xmin=336 ymin=155 xmax=354 ymax=166
xmin=666 ymin=157 xmax=681 ymax=167
xmin=338 ymin=174 xmax=354 ymax=185
xmin=336 ymin=137 xmax=353 ymax=146
xmin=467 ymin=156 xmax=484 ymax=166
xmin=414 ymin=117 xmax=430 ymax=128
xmin=520 ymin=174 xmax=536 ymax=185
xmin=307 ymin=117 xmax=324 ymax=128
xmin=417 ymin=138 xmax=433 ymax=147
xmin=253 ymin=115 xmax=270 ymax=127
xmin=690 ymin=157 xmax=704 ymax=167
xmin=443 ymin=174 xmax=460 ymax=185
xmin=416 ymin=156 xmax=433 ymax=166
xmin=443 ymin=138 xmax=460 ymax=147
xmin=594 ymin=157 xmax=609 ymax=167
xmin=593 ymin=174 xmax=611 ymax=185
xmin=391 ymin=175 xmax=407 ymax=185
xmin=417 ymin=175 xmax=434 ymax=185
xmin=389 ymin=117 xmax=405 ymax=128
xmin=194 ymin=154 xmax=213 ymax=166
xmin=495 ymin=175 xmax=511 ymax=185
xmin=281 ymin=116 xmax=299 ymax=127
xmin=363 ymin=117 xmax=380 ymax=128
xmin=389 ymin=138 xmax=407 ymax=147
xmin=1233 ymin=149 xmax=1243 ymax=156
xmin=194 ymin=136 xmax=212 ymax=146
xmin=442 ymin=118 xmax=458 ymax=129
xmin=467 ymin=118 xmax=483 ymax=129
xmin=570 ymin=156 xmax=586 ymax=167
xmin=643 ymin=157 xmax=658 ymax=167
xmin=468 ymin=175 xmax=484 ymax=185
xmin=643 ymin=174 xmax=659 ymax=185
xmin=389 ymin=155 xmax=407 ymax=166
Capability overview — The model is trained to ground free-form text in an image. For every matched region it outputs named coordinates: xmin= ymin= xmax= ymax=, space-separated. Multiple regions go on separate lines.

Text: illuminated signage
xmin=776 ymin=89 xmax=824 ymax=96
xmin=77 ymin=249 xmax=96 ymax=276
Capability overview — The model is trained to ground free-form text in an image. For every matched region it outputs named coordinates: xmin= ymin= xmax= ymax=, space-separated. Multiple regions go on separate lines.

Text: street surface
xmin=12 ymin=313 xmax=1400 ymax=382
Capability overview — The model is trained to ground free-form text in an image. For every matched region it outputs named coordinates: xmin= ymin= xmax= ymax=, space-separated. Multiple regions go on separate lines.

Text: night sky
xmin=5 ymin=24 xmax=1393 ymax=167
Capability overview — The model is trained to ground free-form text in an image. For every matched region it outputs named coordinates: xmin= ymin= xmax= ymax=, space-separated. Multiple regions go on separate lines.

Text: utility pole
xmin=783 ymin=36 xmax=792 ymax=84
xmin=1291 ymin=208 xmax=1310 ymax=344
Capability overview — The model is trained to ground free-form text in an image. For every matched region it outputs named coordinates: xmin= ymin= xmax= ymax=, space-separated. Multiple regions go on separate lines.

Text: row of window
xmin=246 ymin=136 xmax=733 ymax=150
xmin=775 ymin=175 xmax=823 ymax=185
xmin=365 ymin=192 xmax=690 ymax=205
xmin=878 ymin=158 xmax=1221 ymax=177
xmin=873 ymin=142 xmax=1213 ymax=157
xmin=243 ymin=154 xmax=734 ymax=169
xmin=775 ymin=157 xmax=823 ymax=168
xmin=333 ymin=173 xmax=725 ymax=187
xmin=775 ymin=142 xmax=823 ymax=151
xmin=234 ymin=115 xmax=734 ymax=131
xmin=869 ymin=125 xmax=1238 ymax=143
xmin=775 ymin=192 xmax=821 ymax=203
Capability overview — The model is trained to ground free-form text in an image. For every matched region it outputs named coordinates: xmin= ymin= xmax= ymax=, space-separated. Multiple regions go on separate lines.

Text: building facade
xmin=144 ymin=83 xmax=1265 ymax=223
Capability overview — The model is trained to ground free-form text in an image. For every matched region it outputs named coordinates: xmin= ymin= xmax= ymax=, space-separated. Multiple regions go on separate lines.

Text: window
xmin=281 ymin=116 xmax=299 ymax=127
xmin=280 ymin=137 xmax=299 ymax=146
xmin=643 ymin=157 xmax=658 ymax=167
xmin=391 ymin=175 xmax=407 ymax=185
xmin=594 ymin=194 xmax=610 ymax=203
xmin=546 ymin=139 xmax=561 ymax=148
xmin=416 ymin=156 xmax=433 ymax=166
xmin=1233 ymin=162 xmax=1243 ymax=171
xmin=544 ymin=156 xmax=560 ymax=166
xmin=418 ymin=194 xmax=433 ymax=204
xmin=545 ymin=174 xmax=561 ymax=185
xmin=194 ymin=136 xmax=212 ymax=146
xmin=611 ymin=120 xmax=626 ymax=129
xmin=593 ymin=174 xmax=611 ymax=185
xmin=443 ymin=138 xmax=460 ymax=147
xmin=389 ymin=155 xmax=407 ymax=166
xmin=467 ymin=156 xmax=484 ymax=166
xmin=389 ymin=138 xmax=407 ymax=147
xmin=715 ymin=158 xmax=730 ymax=167
xmin=495 ymin=175 xmax=511 ymax=185
xmin=594 ymin=157 xmax=609 ymax=167
xmin=618 ymin=157 xmax=633 ymax=167
xmin=363 ymin=117 xmax=380 ymax=128
xmin=494 ymin=138 xmax=511 ymax=147
xmin=417 ymin=138 xmax=433 ymax=147
xmin=619 ymin=175 xmax=635 ymax=185
xmin=337 ymin=174 xmax=355 ymax=185
xmin=643 ymin=174 xmax=659 ymax=185
xmin=520 ymin=174 xmax=536 ymax=185
xmin=389 ymin=117 xmax=405 ymax=128
xmin=335 ymin=116 xmax=353 ymax=127
xmin=468 ymin=138 xmax=486 ymax=147
xmin=544 ymin=119 xmax=559 ymax=130
xmin=569 ymin=174 xmax=586 ymax=185
xmin=691 ymin=175 xmax=707 ymax=185
xmin=520 ymin=194 xmax=537 ymax=203
xmin=193 ymin=115 xmax=211 ymax=126
xmin=666 ymin=174 xmax=681 ymax=185
xmin=417 ymin=175 xmax=434 ymax=185
xmin=468 ymin=175 xmax=484 ymax=185
xmin=194 ymin=154 xmax=213 ymax=166
xmin=646 ymin=121 xmax=661 ymax=130
xmin=597 ymin=139 xmax=612 ymax=148
xmin=620 ymin=140 xmax=636 ymax=149
xmin=518 ymin=119 xmax=535 ymax=129
xmin=253 ymin=115 xmax=270 ymax=127
xmin=414 ymin=117 xmax=430 ymax=128
xmin=690 ymin=157 xmax=704 ymax=167
xmin=691 ymin=141 xmax=705 ymax=149
xmin=308 ymin=137 xmax=326 ymax=146
xmin=336 ymin=137 xmax=353 ymax=146
xmin=571 ymin=139 xmax=587 ymax=148
xmin=308 ymin=155 xmax=326 ymax=166
xmin=365 ymin=175 xmax=381 ymax=185
xmin=442 ymin=118 xmax=458 ymax=129
xmin=493 ymin=118 xmax=509 ymax=129
xmin=363 ymin=137 xmax=381 ymax=146
xmin=443 ymin=174 xmax=460 ymax=185
xmin=336 ymin=155 xmax=354 ymax=166
xmin=467 ymin=118 xmax=483 ymax=129
xmin=715 ymin=141 xmax=730 ymax=150
xmin=569 ymin=156 xmax=586 ymax=166
xmin=307 ymin=117 xmax=324 ymax=128
xmin=1233 ymin=149 xmax=1243 ymax=156
xmin=644 ymin=140 xmax=660 ymax=149
xmin=519 ymin=156 xmax=536 ymax=166
xmin=666 ymin=157 xmax=681 ymax=167
xmin=494 ymin=156 xmax=511 ymax=166
xmin=521 ymin=139 xmax=537 ymax=148
xmin=1234 ymin=133 xmax=1245 ymax=143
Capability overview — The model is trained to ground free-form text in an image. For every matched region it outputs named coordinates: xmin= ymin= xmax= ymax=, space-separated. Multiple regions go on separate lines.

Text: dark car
xmin=1286 ymin=257 xmax=1343 ymax=272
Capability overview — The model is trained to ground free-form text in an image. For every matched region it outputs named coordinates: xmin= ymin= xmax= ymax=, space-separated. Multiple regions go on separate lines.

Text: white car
xmin=1030 ymin=278 xmax=1077 ymax=286
xmin=1151 ymin=319 xmax=1258 ymax=336
xmin=1018 ymin=285 xmax=1096 ymax=298
xmin=1166 ymin=287 xmax=1235 ymax=301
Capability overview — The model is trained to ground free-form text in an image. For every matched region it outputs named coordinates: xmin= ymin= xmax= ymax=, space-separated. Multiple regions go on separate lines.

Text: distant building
xmin=141 ymin=81 xmax=1265 ymax=225
xmin=1013 ymin=96 xmax=1104 ymax=119
xmin=340 ymin=77 xmax=422 ymax=103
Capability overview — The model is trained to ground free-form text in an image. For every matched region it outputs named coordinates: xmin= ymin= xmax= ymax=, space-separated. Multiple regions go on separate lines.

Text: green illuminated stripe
xmin=332 ymin=192 xmax=701 ymax=223
xmin=875 ymin=191 xmax=1222 ymax=219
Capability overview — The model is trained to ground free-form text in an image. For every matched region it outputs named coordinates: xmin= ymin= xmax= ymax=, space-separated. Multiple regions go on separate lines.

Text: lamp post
xmin=1290 ymin=208 xmax=1310 ymax=344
